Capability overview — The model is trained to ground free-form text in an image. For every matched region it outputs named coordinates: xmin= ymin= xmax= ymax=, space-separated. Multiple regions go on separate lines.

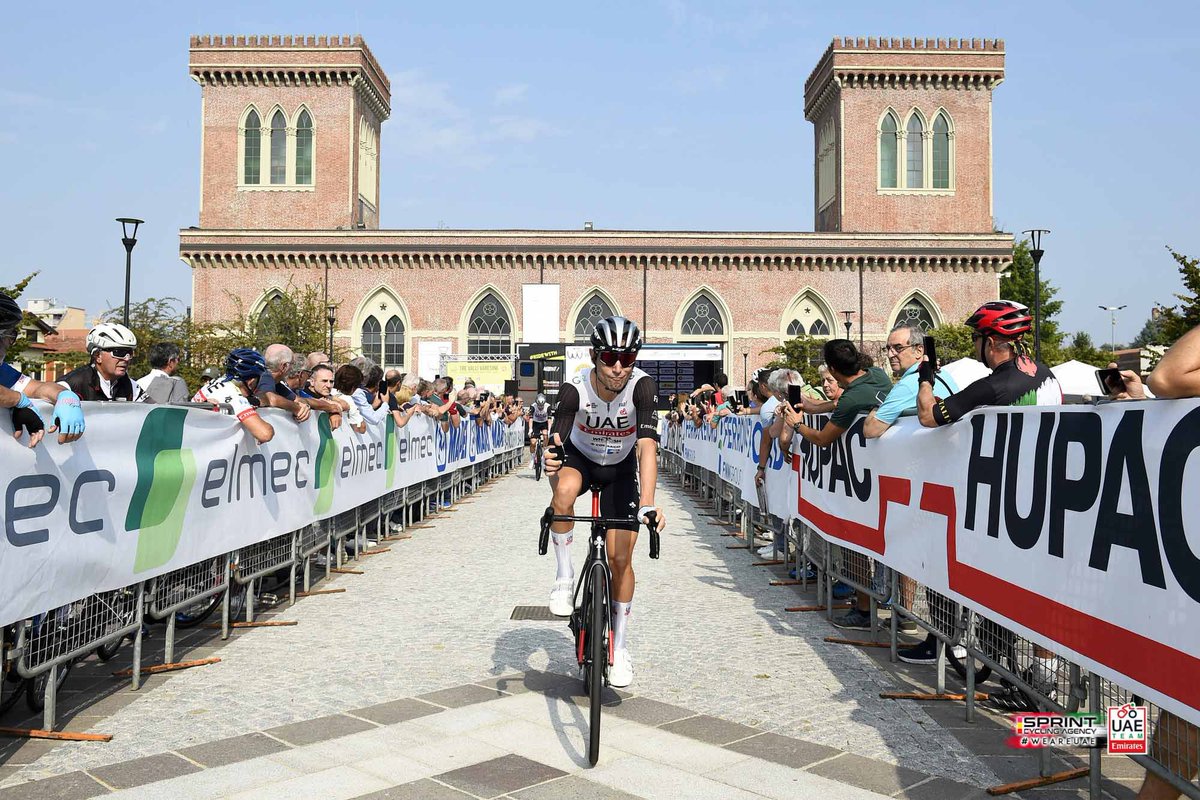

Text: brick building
xmin=182 ymin=34 xmax=1012 ymax=381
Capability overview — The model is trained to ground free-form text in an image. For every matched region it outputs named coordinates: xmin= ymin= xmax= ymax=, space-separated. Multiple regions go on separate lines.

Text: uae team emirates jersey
xmin=559 ymin=366 xmax=657 ymax=465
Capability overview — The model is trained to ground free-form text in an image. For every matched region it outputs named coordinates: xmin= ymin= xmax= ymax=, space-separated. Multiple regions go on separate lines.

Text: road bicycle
xmin=533 ymin=434 xmax=545 ymax=482
xmin=538 ymin=484 xmax=659 ymax=766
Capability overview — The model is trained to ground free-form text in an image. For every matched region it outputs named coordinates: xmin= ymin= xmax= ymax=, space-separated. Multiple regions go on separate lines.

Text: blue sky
xmin=2 ymin=1 xmax=1197 ymax=346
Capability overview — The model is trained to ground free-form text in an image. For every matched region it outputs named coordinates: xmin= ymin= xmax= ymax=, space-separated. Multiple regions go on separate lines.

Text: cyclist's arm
xmin=549 ymin=384 xmax=579 ymax=444
xmin=633 ymin=376 xmax=660 ymax=509
xmin=1 ymin=384 xmax=25 ymax=408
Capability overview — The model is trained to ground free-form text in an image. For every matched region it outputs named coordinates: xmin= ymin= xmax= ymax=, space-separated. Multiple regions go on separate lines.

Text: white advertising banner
xmin=664 ymin=399 xmax=1200 ymax=728
xmin=522 ymin=284 xmax=560 ymax=344
xmin=0 ymin=403 xmax=525 ymax=628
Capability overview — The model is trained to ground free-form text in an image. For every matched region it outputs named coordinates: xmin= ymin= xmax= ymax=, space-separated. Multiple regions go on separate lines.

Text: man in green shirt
xmin=786 ymin=339 xmax=891 ymax=630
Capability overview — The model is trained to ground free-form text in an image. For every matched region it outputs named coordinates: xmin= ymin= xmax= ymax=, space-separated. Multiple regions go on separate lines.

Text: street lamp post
xmin=115 ymin=218 xmax=144 ymax=327
xmin=1022 ymin=228 xmax=1050 ymax=362
xmin=326 ymin=304 xmax=337 ymax=357
xmin=742 ymin=352 xmax=748 ymax=386
xmin=1099 ymin=304 xmax=1127 ymax=357
xmin=841 ymin=310 xmax=854 ymax=339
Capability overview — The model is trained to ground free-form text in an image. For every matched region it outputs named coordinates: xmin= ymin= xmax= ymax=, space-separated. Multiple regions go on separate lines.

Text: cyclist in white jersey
xmin=543 ymin=316 xmax=665 ymax=688
xmin=526 ymin=393 xmax=552 ymax=458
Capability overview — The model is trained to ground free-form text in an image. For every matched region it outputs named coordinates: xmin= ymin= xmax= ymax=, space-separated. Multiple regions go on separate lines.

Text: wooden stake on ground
xmin=879 ymin=691 xmax=989 ymax=702
xmin=823 ymin=636 xmax=891 ymax=648
xmin=0 ymin=727 xmax=113 ymax=742
xmin=751 ymin=560 xmax=784 ymax=566
xmin=380 ymin=534 xmax=411 ymax=541
xmin=986 ymin=768 xmax=1089 ymax=795
xmin=785 ymin=604 xmax=851 ymax=612
xmin=204 ymin=620 xmax=299 ymax=629
xmin=726 ymin=544 xmax=751 ymax=550
xmin=296 ymin=588 xmax=346 ymax=596
xmin=113 ymin=657 xmax=221 ymax=678
xmin=330 ymin=567 xmax=364 ymax=574
xmin=361 ymin=548 xmax=392 ymax=555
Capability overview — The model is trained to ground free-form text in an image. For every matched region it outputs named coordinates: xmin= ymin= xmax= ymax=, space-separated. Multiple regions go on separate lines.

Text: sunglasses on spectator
xmin=596 ymin=350 xmax=637 ymax=368
xmin=103 ymin=347 xmax=135 ymax=359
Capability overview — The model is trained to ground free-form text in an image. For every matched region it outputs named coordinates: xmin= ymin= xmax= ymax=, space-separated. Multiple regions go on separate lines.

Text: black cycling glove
xmin=918 ymin=357 xmax=937 ymax=385
xmin=12 ymin=406 xmax=44 ymax=439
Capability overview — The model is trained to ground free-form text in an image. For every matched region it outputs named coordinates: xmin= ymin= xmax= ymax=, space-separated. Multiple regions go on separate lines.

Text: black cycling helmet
xmin=0 ymin=292 xmax=23 ymax=339
xmin=225 ymin=347 xmax=267 ymax=382
xmin=590 ymin=316 xmax=642 ymax=353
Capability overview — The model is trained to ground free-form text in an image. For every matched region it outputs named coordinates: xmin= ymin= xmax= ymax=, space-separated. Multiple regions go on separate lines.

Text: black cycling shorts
xmin=527 ymin=421 xmax=549 ymax=444
xmin=560 ymin=438 xmax=640 ymax=533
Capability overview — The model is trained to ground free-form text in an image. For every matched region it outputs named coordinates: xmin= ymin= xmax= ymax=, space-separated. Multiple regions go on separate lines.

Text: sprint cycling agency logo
xmin=125 ymin=408 xmax=198 ymax=572
xmin=313 ymin=412 xmax=337 ymax=515
xmin=1006 ymin=705 xmax=1148 ymax=755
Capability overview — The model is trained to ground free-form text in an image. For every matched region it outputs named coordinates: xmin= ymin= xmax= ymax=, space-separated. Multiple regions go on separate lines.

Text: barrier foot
xmin=726 ymin=544 xmax=751 ymax=550
xmin=361 ymin=548 xmax=392 ymax=555
xmin=770 ymin=579 xmax=807 ymax=586
xmin=296 ymin=588 xmax=347 ymax=597
xmin=786 ymin=604 xmax=851 ymax=612
xmin=986 ymin=767 xmax=1089 ymax=795
xmin=381 ymin=534 xmax=412 ymax=541
xmin=330 ymin=568 xmax=364 ymax=575
xmin=205 ymin=620 xmax=298 ymax=629
xmin=719 ymin=532 xmax=740 ymax=537
xmin=823 ymin=636 xmax=891 ymax=648
xmin=0 ymin=727 xmax=113 ymax=743
xmin=113 ymin=657 xmax=221 ymax=678
xmin=752 ymin=560 xmax=784 ymax=566
xmin=880 ymin=691 xmax=988 ymax=702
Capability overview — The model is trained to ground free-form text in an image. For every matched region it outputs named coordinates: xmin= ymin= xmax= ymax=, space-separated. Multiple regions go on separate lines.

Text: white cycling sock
xmin=551 ymin=532 xmax=574 ymax=582
xmin=611 ymin=601 xmax=631 ymax=652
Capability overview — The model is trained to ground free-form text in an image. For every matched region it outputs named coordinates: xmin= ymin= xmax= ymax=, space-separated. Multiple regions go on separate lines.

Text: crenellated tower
xmin=804 ymin=37 xmax=1005 ymax=234
xmin=189 ymin=34 xmax=391 ymax=230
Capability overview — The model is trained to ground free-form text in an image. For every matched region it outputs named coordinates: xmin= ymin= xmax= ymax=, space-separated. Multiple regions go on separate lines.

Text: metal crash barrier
xmin=658 ymin=430 xmax=1200 ymax=800
xmin=0 ymin=410 xmax=526 ymax=734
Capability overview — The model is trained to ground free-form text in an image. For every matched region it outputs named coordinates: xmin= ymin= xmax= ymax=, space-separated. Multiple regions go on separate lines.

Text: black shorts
xmin=527 ymin=421 xmax=549 ymax=443
xmin=560 ymin=439 xmax=640 ymax=533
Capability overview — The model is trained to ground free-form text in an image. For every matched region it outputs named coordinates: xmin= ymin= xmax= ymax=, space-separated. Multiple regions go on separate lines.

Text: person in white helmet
xmin=59 ymin=322 xmax=146 ymax=402
xmin=542 ymin=316 xmax=666 ymax=688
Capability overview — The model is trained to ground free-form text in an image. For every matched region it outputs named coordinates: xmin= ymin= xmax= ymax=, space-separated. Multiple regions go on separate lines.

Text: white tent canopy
xmin=1051 ymin=360 xmax=1101 ymax=396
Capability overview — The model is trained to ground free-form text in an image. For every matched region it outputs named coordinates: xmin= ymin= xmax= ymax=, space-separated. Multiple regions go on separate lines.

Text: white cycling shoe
xmin=608 ymin=648 xmax=633 ymax=688
xmin=549 ymin=579 xmax=575 ymax=617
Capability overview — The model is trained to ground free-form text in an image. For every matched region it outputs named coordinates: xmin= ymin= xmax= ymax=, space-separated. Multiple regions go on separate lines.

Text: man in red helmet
xmin=916 ymin=299 xmax=1063 ymax=712
xmin=917 ymin=300 xmax=1061 ymax=427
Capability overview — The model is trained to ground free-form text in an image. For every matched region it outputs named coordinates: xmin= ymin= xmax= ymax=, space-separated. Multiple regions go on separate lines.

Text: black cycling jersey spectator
xmin=917 ymin=300 xmax=1062 ymax=712
xmin=61 ymin=323 xmax=147 ymax=402
xmin=137 ymin=342 xmax=190 ymax=403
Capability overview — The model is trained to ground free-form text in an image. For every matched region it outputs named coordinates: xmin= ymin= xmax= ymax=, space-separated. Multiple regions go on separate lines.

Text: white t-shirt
xmin=758 ymin=395 xmax=779 ymax=427
xmin=192 ymin=376 xmax=257 ymax=421
xmin=331 ymin=389 xmax=363 ymax=426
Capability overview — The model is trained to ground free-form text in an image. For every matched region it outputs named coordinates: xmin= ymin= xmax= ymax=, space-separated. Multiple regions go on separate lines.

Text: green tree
xmin=101 ymin=297 xmax=189 ymax=381
xmin=1063 ymin=331 xmax=1111 ymax=368
xmin=1154 ymin=247 xmax=1200 ymax=345
xmin=0 ymin=272 xmax=42 ymax=368
xmin=1000 ymin=239 xmax=1065 ymax=363
xmin=927 ymin=323 xmax=975 ymax=363
xmin=1130 ymin=316 xmax=1164 ymax=348
xmin=762 ymin=334 xmax=827 ymax=385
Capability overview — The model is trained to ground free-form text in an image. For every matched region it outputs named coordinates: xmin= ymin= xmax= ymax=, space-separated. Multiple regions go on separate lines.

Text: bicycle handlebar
xmin=537 ymin=508 xmax=661 ymax=560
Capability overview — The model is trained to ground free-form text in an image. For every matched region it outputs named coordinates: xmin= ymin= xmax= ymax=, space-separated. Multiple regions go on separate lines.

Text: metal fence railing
xmin=659 ymin=434 xmax=1199 ymax=800
xmin=0 ymin=418 xmax=526 ymax=734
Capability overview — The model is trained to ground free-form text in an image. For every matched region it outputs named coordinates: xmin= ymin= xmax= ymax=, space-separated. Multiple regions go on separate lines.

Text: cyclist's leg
xmin=602 ymin=463 xmax=640 ymax=643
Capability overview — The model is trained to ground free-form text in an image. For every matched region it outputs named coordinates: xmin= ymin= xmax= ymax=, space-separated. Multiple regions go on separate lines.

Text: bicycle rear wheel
xmin=587 ymin=570 xmax=606 ymax=766
xmin=534 ymin=441 xmax=543 ymax=481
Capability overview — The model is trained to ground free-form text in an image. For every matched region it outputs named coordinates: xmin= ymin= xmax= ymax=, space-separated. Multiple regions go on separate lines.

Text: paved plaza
xmin=0 ymin=463 xmax=1144 ymax=799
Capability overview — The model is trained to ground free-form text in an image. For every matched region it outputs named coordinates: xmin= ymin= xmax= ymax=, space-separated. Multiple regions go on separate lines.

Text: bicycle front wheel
xmin=587 ymin=570 xmax=607 ymax=766
xmin=534 ymin=442 xmax=542 ymax=481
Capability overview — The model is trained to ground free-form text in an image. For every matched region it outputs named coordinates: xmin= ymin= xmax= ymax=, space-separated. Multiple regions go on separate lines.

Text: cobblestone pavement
xmin=1 ymin=462 xmax=1067 ymax=793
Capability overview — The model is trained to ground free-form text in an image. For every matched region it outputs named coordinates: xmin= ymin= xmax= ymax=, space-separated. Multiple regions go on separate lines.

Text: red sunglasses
xmin=596 ymin=350 xmax=638 ymax=368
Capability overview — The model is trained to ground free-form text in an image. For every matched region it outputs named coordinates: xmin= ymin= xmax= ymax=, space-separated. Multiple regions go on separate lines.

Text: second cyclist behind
xmin=543 ymin=316 xmax=666 ymax=688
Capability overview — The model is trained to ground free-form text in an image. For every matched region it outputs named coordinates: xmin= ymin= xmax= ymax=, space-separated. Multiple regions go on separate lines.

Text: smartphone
xmin=787 ymin=384 xmax=803 ymax=408
xmin=378 ymin=379 xmax=389 ymax=395
xmin=922 ymin=335 xmax=938 ymax=371
xmin=1096 ymin=368 xmax=1124 ymax=394
xmin=735 ymin=389 xmax=748 ymax=407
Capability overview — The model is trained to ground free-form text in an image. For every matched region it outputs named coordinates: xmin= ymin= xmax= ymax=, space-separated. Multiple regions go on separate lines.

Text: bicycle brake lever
xmin=538 ymin=506 xmax=553 ymax=555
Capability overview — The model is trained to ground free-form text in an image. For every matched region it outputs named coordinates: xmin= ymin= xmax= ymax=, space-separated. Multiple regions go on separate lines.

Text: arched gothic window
xmin=295 ymin=109 xmax=313 ymax=185
xmin=269 ymin=110 xmax=287 ymax=185
xmin=573 ymin=293 xmax=616 ymax=341
xmin=384 ymin=316 xmax=404 ymax=368
xmin=467 ymin=293 xmax=512 ymax=355
xmin=894 ymin=296 xmax=937 ymax=332
xmin=932 ymin=112 xmax=951 ymax=189
xmin=817 ymin=117 xmax=836 ymax=208
xmin=879 ymin=112 xmax=899 ymax=189
xmin=785 ymin=293 xmax=833 ymax=338
xmin=681 ymin=295 xmax=724 ymax=336
xmin=361 ymin=317 xmax=382 ymax=365
xmin=905 ymin=113 xmax=924 ymax=189
xmin=242 ymin=109 xmax=261 ymax=185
